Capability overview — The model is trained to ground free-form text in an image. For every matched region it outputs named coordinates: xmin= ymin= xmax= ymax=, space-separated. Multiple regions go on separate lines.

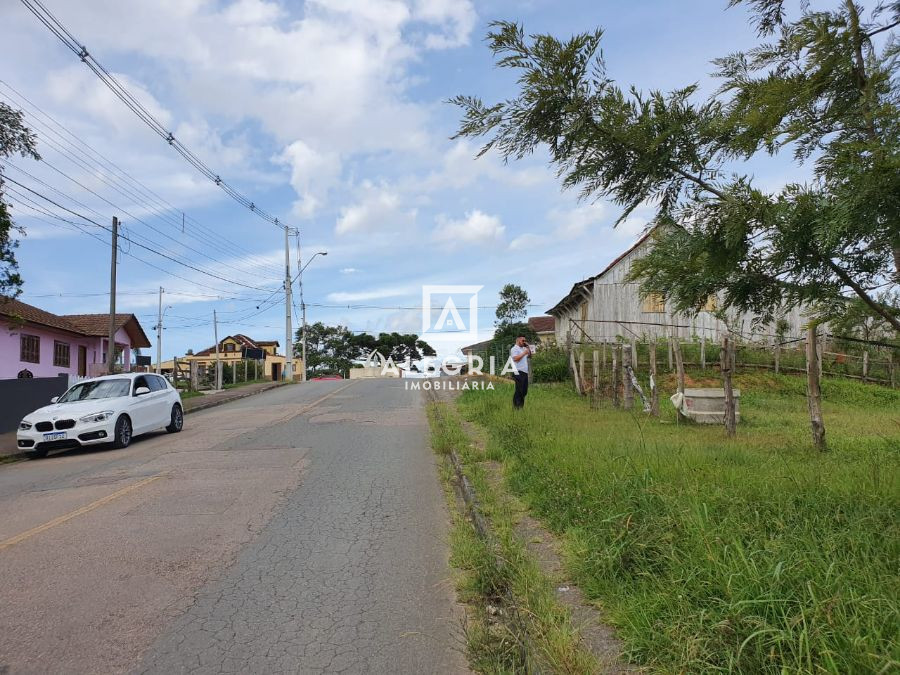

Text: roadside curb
xmin=183 ymin=382 xmax=290 ymax=415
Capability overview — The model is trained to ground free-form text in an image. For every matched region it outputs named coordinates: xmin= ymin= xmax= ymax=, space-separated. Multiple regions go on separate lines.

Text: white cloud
xmin=432 ymin=210 xmax=505 ymax=246
xmin=327 ymin=285 xmax=414 ymax=302
xmin=413 ymin=0 xmax=476 ymax=49
xmin=340 ymin=267 xmax=359 ymax=274
xmin=223 ymin=0 xmax=285 ymax=25
xmin=548 ymin=201 xmax=608 ymax=240
xmin=508 ymin=233 xmax=548 ymax=251
xmin=278 ymin=140 xmax=342 ymax=218
xmin=335 ymin=182 xmax=416 ymax=235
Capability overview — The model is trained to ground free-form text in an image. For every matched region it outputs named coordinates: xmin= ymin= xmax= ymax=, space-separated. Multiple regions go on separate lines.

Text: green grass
xmin=427 ymin=400 xmax=599 ymax=674
xmin=457 ymin=374 xmax=900 ymax=673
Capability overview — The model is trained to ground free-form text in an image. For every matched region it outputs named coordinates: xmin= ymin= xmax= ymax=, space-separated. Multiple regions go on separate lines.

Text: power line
xmin=6 ymin=157 xmax=280 ymax=282
xmin=4 ymin=175 xmax=279 ymax=292
xmin=18 ymin=0 xmax=292 ymax=233
xmin=0 ymin=81 xmax=283 ymax=278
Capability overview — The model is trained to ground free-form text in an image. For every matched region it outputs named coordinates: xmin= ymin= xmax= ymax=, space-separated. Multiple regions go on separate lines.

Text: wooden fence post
xmin=862 ymin=350 xmax=869 ymax=383
xmin=612 ymin=348 xmax=619 ymax=408
xmin=806 ymin=325 xmax=826 ymax=450
xmin=890 ymin=352 xmax=896 ymax=389
xmin=700 ymin=335 xmax=706 ymax=370
xmin=579 ymin=351 xmax=586 ymax=395
xmin=592 ymin=350 xmax=600 ymax=409
xmin=623 ymin=343 xmax=634 ymax=410
xmin=667 ymin=337 xmax=673 ymax=371
xmin=631 ymin=337 xmax=638 ymax=370
xmin=649 ymin=341 xmax=659 ymax=417
xmin=672 ymin=335 xmax=686 ymax=422
xmin=721 ymin=336 xmax=736 ymax=437
xmin=570 ymin=349 xmax=582 ymax=395
xmin=774 ymin=338 xmax=781 ymax=375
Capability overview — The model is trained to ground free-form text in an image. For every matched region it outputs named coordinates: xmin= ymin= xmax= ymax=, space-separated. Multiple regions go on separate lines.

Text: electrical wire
xmin=4 ymin=176 xmax=279 ymax=292
xmin=0 ymin=82 xmax=283 ymax=278
xmin=18 ymin=0 xmax=292 ymax=234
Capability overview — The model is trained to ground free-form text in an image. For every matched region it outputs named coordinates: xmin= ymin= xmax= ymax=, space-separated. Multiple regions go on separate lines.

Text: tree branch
xmin=866 ymin=19 xmax=900 ymax=38
xmin=826 ymin=259 xmax=900 ymax=332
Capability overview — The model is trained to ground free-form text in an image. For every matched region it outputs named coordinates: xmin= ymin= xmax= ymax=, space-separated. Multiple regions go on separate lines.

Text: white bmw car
xmin=17 ymin=373 xmax=184 ymax=459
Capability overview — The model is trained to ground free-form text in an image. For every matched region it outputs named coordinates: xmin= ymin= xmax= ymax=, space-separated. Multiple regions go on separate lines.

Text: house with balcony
xmin=182 ymin=334 xmax=302 ymax=381
xmin=0 ymin=298 xmax=151 ymax=380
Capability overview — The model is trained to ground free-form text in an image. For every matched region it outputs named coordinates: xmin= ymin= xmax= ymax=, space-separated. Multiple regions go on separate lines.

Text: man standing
xmin=510 ymin=335 xmax=533 ymax=408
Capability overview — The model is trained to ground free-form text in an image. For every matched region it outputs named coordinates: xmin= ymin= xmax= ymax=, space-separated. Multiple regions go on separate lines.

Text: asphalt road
xmin=0 ymin=379 xmax=467 ymax=674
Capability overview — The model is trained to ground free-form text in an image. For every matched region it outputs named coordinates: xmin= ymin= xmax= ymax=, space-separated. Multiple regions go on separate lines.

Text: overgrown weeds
xmin=427 ymin=400 xmax=599 ymax=674
xmin=457 ymin=375 xmax=899 ymax=673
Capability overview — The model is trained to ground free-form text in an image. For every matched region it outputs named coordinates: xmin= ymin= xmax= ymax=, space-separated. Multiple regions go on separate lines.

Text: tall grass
xmin=458 ymin=374 xmax=900 ymax=673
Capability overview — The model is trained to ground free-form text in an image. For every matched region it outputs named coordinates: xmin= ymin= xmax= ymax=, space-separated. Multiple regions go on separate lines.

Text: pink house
xmin=0 ymin=298 xmax=151 ymax=380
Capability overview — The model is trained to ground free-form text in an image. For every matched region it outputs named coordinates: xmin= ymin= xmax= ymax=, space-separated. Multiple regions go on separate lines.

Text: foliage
xmin=352 ymin=331 xmax=436 ymax=362
xmin=452 ymin=3 xmax=900 ymax=332
xmin=295 ymin=322 xmax=436 ymax=374
xmin=0 ymin=102 xmax=40 ymax=299
xmin=495 ymin=283 xmax=530 ymax=326
xmin=530 ymin=346 xmax=569 ymax=382
xmin=490 ymin=320 xmax=536 ymax=356
xmin=829 ymin=291 xmax=900 ymax=346
xmin=457 ymin=376 xmax=899 ymax=673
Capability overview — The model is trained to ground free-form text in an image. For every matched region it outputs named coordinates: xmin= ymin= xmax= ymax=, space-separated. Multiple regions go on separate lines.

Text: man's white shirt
xmin=510 ymin=345 xmax=532 ymax=374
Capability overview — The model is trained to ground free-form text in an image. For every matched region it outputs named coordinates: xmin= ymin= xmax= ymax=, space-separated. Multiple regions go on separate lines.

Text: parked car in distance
xmin=17 ymin=373 xmax=183 ymax=459
xmin=310 ymin=374 xmax=344 ymax=381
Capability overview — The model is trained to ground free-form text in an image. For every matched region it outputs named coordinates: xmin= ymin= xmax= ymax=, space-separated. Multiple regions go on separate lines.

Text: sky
xmin=0 ymin=0 xmax=809 ymax=360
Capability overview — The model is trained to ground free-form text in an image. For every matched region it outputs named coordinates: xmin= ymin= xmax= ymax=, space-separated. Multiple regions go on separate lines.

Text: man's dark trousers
xmin=513 ymin=371 xmax=529 ymax=408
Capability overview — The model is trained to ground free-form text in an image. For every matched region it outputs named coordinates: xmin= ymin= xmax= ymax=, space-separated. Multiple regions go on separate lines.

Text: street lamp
xmin=298 ymin=250 xmax=327 ymax=382
xmin=154 ymin=289 xmax=173 ymax=374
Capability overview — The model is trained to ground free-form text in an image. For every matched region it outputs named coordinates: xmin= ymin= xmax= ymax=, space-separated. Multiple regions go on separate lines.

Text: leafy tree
xmin=451 ymin=2 xmax=900 ymax=333
xmin=491 ymin=284 xmax=537 ymax=353
xmin=352 ymin=331 xmax=436 ymax=363
xmin=295 ymin=323 xmax=437 ymax=373
xmin=1 ymin=103 xmax=40 ymax=299
xmin=495 ymin=283 xmax=530 ymax=326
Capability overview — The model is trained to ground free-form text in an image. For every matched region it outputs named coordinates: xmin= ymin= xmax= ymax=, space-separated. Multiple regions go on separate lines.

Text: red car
xmin=310 ymin=375 xmax=344 ymax=381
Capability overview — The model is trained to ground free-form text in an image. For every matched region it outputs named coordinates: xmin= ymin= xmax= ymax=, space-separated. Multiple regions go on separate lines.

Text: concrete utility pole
xmin=284 ymin=225 xmax=293 ymax=382
xmin=106 ymin=216 xmax=118 ymax=374
xmin=156 ymin=286 xmax=164 ymax=374
xmin=214 ymin=309 xmax=221 ymax=391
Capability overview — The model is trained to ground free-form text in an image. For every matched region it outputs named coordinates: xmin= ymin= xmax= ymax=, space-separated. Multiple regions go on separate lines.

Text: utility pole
xmin=299 ymin=241 xmax=306 ymax=382
xmin=106 ymin=216 xmax=118 ymax=374
xmin=214 ymin=309 xmax=221 ymax=390
xmin=156 ymin=286 xmax=164 ymax=374
xmin=284 ymin=225 xmax=293 ymax=381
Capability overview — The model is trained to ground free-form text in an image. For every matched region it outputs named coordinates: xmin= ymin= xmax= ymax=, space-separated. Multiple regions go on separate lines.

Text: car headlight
xmin=19 ymin=420 xmax=32 ymax=431
xmin=79 ymin=411 xmax=115 ymax=424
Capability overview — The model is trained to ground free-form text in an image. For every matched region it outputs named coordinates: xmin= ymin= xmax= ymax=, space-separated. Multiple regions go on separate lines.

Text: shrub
xmin=531 ymin=347 xmax=569 ymax=383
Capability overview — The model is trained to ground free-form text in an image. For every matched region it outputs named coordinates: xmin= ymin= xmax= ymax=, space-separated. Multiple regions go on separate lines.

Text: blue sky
xmin=0 ymin=0 xmax=808 ymax=359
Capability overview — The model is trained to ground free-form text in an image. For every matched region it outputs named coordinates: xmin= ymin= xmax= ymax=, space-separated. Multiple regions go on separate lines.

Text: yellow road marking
xmin=0 ymin=473 xmax=166 ymax=552
xmin=0 ymin=382 xmax=355 ymax=552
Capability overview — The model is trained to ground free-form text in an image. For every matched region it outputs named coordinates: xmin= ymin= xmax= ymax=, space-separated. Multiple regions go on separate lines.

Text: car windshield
xmin=58 ymin=379 xmax=131 ymax=402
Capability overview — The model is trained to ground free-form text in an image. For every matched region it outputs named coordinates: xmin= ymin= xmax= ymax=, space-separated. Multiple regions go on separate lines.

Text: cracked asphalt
xmin=0 ymin=379 xmax=467 ymax=674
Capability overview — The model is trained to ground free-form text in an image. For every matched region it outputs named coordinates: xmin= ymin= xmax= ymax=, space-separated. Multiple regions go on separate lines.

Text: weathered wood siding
xmin=553 ymin=239 xmax=811 ymax=344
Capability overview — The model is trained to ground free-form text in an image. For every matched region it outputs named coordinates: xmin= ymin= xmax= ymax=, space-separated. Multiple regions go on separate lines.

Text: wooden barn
xmin=546 ymin=230 xmax=810 ymax=346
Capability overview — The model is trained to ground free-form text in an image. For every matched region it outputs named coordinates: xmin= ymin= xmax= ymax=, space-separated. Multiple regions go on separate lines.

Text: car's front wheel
xmin=166 ymin=404 xmax=183 ymax=433
xmin=112 ymin=415 xmax=132 ymax=449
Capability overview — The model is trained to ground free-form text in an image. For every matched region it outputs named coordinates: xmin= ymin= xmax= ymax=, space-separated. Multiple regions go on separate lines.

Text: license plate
xmin=43 ymin=431 xmax=66 ymax=441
